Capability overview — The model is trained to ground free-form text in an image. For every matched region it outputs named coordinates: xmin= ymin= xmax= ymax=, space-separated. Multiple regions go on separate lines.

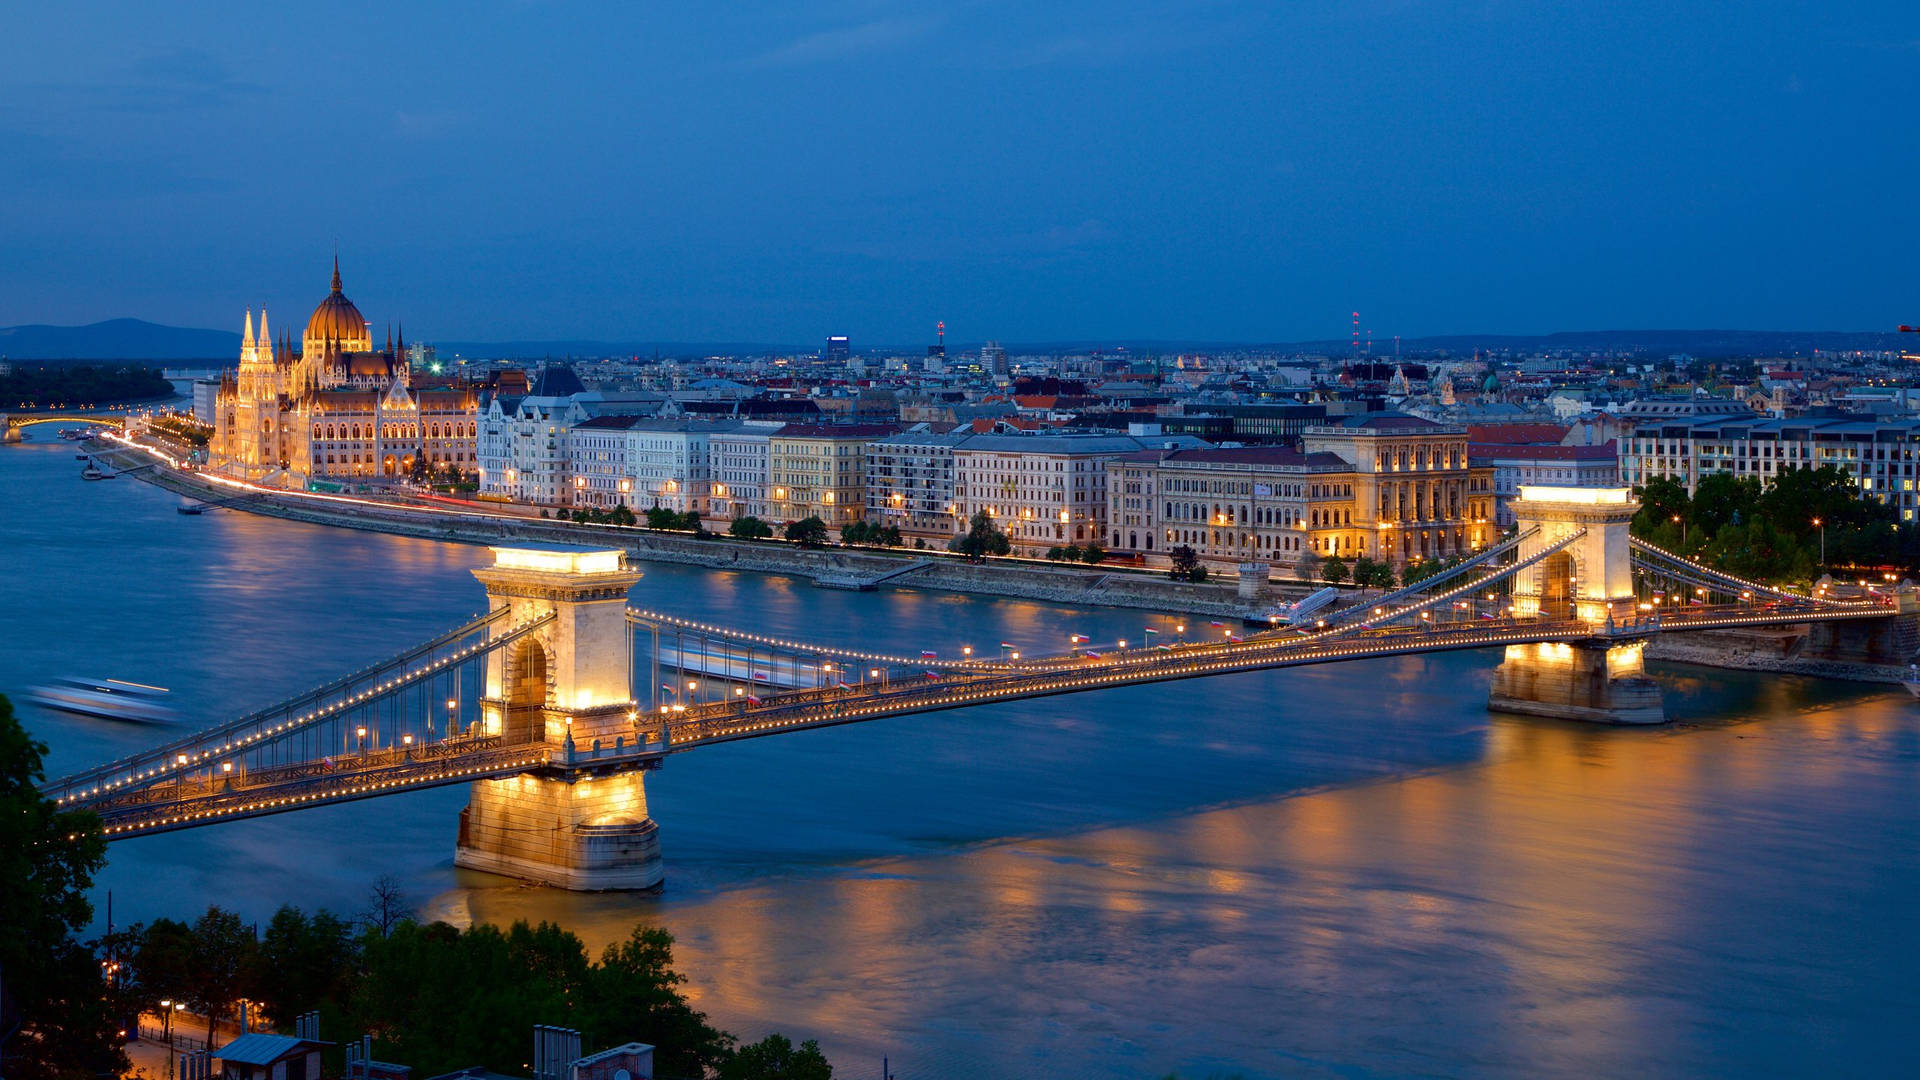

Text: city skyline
xmin=3 ymin=2 xmax=1915 ymax=344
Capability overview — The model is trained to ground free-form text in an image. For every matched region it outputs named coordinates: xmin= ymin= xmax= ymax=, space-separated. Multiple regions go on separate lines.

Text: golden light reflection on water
xmin=437 ymin=686 xmax=1920 ymax=1077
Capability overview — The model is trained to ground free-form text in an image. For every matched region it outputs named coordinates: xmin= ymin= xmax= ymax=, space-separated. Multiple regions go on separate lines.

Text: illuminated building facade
xmin=209 ymin=260 xmax=478 ymax=487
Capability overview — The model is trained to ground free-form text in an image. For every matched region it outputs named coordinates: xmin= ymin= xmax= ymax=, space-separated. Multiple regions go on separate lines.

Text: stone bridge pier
xmin=1490 ymin=487 xmax=1664 ymax=725
xmin=454 ymin=545 xmax=664 ymax=890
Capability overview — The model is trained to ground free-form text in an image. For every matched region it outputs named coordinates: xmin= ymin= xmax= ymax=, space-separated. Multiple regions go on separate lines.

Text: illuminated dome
xmin=305 ymin=258 xmax=367 ymax=343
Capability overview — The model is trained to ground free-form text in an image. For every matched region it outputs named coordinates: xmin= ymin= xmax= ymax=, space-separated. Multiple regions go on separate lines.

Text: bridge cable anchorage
xmin=44 ymin=610 xmax=555 ymax=806
xmin=624 ymin=608 xmax=1013 ymax=670
xmin=1627 ymin=536 xmax=1854 ymax=607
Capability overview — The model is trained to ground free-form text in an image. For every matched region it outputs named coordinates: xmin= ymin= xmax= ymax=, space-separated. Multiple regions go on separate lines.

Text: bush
xmin=786 ymin=516 xmax=830 ymax=547
xmin=1322 ymin=555 xmax=1349 ymax=585
xmin=729 ymin=516 xmax=774 ymax=540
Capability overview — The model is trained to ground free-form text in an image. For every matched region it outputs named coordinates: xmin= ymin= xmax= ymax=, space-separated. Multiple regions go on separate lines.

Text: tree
xmin=134 ymin=918 xmax=196 ymax=1013
xmin=841 ymin=521 xmax=871 ymax=545
xmin=1080 ymin=543 xmax=1106 ymax=565
xmin=1690 ymin=472 xmax=1762 ymax=538
xmin=729 ymin=516 xmax=774 ymax=540
xmin=185 ymin=906 xmax=254 ymax=1044
xmin=1294 ymin=551 xmax=1322 ymax=582
xmin=1168 ymin=545 xmax=1203 ymax=582
xmin=1322 ymin=555 xmax=1349 ymax=585
xmin=251 ymin=906 xmax=355 ymax=1030
xmin=786 ymin=516 xmax=830 ymax=547
xmin=362 ymin=875 xmax=415 ymax=938
xmin=949 ymin=511 xmax=1010 ymax=562
xmin=1351 ymin=555 xmax=1379 ymax=587
xmin=719 ymin=1034 xmax=835 ymax=1080
xmin=645 ymin=506 xmax=680 ymax=530
xmin=0 ymin=694 xmax=123 ymax=1079
xmin=1631 ymin=476 xmax=1691 ymax=546
xmin=609 ymin=504 xmax=637 ymax=527
xmin=582 ymin=926 xmax=734 ymax=1079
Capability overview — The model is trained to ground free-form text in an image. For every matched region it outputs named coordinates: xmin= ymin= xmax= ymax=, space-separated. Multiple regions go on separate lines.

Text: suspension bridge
xmin=41 ymin=486 xmax=1910 ymax=890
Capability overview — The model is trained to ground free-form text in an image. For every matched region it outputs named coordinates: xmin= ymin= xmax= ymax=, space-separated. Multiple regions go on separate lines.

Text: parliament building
xmin=209 ymin=260 xmax=478 ymax=487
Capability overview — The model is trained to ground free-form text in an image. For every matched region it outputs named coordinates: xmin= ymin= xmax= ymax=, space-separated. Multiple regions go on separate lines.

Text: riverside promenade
xmin=90 ymin=437 xmax=1270 ymax=618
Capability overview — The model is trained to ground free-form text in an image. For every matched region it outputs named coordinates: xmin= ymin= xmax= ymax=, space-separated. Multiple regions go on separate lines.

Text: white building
xmin=708 ymin=421 xmax=785 ymax=523
xmin=953 ymin=433 xmax=1206 ymax=554
xmin=865 ymin=429 xmax=973 ymax=541
xmin=477 ymin=365 xmax=597 ymax=505
xmin=1619 ymin=414 xmax=1920 ymax=523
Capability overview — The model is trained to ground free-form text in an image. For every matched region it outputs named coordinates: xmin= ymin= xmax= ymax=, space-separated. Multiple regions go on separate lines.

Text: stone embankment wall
xmin=104 ymin=446 xmax=1302 ymax=618
xmin=1645 ymin=634 xmax=1912 ymax=686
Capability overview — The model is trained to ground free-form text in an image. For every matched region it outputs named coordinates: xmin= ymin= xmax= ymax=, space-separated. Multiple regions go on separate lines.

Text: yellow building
xmin=1300 ymin=414 xmax=1495 ymax=565
xmin=209 ymin=260 xmax=478 ymax=487
xmin=768 ymin=423 xmax=897 ymax=528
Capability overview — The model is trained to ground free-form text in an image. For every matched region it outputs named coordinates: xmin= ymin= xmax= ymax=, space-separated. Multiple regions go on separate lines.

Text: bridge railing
xmin=45 ymin=610 xmax=553 ymax=806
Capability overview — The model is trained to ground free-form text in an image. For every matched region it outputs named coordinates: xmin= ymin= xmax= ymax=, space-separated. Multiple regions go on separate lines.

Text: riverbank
xmin=90 ymin=439 xmax=1278 ymax=619
xmin=1645 ymin=634 xmax=1912 ymax=685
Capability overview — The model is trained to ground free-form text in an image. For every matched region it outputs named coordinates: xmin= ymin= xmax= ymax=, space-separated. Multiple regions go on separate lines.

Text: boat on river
xmin=27 ymin=678 xmax=178 ymax=724
xmin=81 ymin=463 xmax=112 ymax=480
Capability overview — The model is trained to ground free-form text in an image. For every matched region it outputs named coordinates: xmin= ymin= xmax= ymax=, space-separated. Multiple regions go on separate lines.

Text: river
xmin=3 ymin=436 xmax=1917 ymax=1078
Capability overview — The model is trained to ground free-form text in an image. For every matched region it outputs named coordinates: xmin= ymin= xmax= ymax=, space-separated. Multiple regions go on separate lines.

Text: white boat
xmin=27 ymin=678 xmax=178 ymax=724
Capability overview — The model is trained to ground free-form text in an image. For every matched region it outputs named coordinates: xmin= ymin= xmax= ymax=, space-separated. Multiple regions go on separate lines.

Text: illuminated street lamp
xmin=1812 ymin=517 xmax=1825 ymax=566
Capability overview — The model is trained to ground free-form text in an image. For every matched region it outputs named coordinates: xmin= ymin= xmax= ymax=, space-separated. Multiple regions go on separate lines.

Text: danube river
xmin=4 ymin=438 xmax=1918 ymax=1078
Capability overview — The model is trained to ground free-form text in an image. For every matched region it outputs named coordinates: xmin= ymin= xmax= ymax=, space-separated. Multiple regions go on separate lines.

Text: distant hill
xmin=0 ymin=318 xmax=240 ymax=361
xmin=433 ymin=340 xmax=798 ymax=359
xmin=4 ymin=320 xmax=1908 ymax=362
xmin=1000 ymin=329 xmax=1913 ymax=358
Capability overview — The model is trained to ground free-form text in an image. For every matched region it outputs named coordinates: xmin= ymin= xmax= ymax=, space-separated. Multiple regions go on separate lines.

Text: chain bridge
xmin=42 ymin=486 xmax=1912 ymax=890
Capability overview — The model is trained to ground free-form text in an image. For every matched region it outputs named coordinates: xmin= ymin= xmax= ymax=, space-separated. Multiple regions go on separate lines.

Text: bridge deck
xmin=75 ymin=600 xmax=1894 ymax=840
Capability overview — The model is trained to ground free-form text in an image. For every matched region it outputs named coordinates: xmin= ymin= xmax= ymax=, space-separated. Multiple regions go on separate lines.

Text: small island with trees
xmin=0 ymin=363 xmax=175 ymax=408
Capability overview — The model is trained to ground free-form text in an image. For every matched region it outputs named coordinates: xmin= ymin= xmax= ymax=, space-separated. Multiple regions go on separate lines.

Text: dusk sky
xmin=3 ymin=1 xmax=1914 ymax=346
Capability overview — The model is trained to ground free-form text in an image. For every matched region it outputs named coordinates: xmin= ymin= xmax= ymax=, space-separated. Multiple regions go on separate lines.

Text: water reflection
xmin=4 ymin=442 xmax=1918 ymax=1077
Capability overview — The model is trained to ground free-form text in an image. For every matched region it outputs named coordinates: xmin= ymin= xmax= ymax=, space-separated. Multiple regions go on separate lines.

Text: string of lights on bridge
xmin=625 ymin=607 xmax=1014 ymax=669
xmin=54 ymin=614 xmax=553 ymax=804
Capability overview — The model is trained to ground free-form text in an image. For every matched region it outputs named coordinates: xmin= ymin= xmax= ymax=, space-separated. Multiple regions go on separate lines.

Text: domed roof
xmin=306 ymin=257 xmax=367 ymax=343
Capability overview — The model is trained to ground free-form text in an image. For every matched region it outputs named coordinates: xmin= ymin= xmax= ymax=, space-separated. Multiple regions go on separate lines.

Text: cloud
xmin=737 ymin=14 xmax=944 ymax=69
xmin=7 ymin=47 xmax=268 ymax=116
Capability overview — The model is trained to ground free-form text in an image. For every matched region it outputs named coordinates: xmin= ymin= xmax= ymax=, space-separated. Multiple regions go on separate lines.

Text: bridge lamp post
xmin=402 ymin=734 xmax=413 ymax=758
xmin=446 ymin=698 xmax=458 ymax=740
xmin=159 ymin=999 xmax=178 ymax=1079
xmin=356 ymin=726 xmax=367 ymax=761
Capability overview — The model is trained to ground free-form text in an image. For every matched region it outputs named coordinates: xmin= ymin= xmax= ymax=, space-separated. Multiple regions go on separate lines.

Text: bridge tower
xmin=454 ymin=545 xmax=664 ymax=889
xmin=1490 ymin=486 xmax=1663 ymax=724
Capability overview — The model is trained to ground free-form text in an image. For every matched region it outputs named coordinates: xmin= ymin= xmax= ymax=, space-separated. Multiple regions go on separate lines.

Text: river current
xmin=3 ymin=436 xmax=1917 ymax=1078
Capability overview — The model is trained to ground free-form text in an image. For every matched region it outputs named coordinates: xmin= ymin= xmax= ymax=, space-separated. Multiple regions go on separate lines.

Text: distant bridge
xmin=42 ymin=486 xmax=1910 ymax=890
xmin=2 ymin=412 xmax=127 ymax=442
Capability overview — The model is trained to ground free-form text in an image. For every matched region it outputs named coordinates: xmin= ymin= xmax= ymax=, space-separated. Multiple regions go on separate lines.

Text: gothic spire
xmin=331 ymin=254 xmax=343 ymax=295
xmin=257 ymin=308 xmax=270 ymax=350
xmin=243 ymin=309 xmax=255 ymax=351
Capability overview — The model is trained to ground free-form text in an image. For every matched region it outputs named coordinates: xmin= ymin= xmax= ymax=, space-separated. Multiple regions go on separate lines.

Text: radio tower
xmin=1352 ymin=312 xmax=1361 ymax=358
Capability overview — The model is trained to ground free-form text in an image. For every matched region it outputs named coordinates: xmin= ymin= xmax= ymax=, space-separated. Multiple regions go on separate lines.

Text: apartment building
xmin=1105 ymin=446 xmax=1354 ymax=570
xmin=952 ymin=433 xmax=1206 ymax=555
xmin=707 ymin=421 xmax=785 ymax=523
xmin=864 ymin=429 xmax=973 ymax=542
xmin=1618 ymin=413 xmax=1920 ymax=523
xmin=768 ymin=423 xmax=900 ymax=528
